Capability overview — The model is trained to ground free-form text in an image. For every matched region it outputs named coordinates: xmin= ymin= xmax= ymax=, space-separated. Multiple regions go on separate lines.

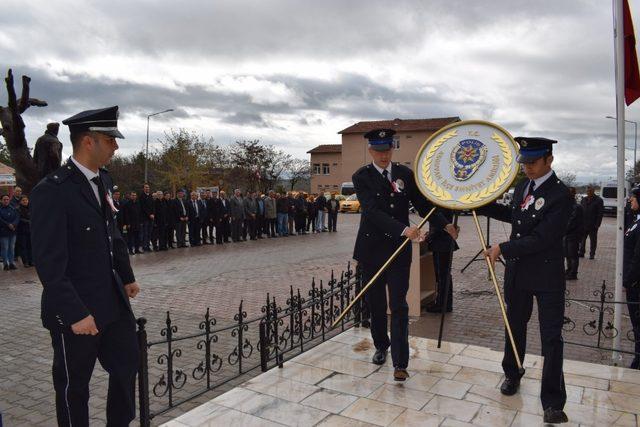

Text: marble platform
xmin=162 ymin=327 xmax=640 ymax=426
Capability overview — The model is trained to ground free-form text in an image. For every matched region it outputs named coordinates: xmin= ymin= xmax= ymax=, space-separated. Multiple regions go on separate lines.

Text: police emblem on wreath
xmin=450 ymin=139 xmax=488 ymax=181
xmin=414 ymin=120 xmax=519 ymax=210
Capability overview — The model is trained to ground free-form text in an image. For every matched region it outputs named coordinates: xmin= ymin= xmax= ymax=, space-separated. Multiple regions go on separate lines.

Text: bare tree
xmin=557 ymin=170 xmax=577 ymax=187
xmin=0 ymin=69 xmax=48 ymax=192
xmin=287 ymin=158 xmax=310 ymax=191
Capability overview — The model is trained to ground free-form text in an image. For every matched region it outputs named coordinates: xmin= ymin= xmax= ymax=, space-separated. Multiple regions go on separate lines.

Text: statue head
xmin=46 ymin=122 xmax=60 ymax=136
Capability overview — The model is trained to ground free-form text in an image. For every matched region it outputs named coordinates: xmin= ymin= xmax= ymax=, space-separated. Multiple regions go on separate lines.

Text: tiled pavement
xmin=163 ymin=327 xmax=640 ymax=426
xmin=0 ymin=213 xmax=631 ymax=425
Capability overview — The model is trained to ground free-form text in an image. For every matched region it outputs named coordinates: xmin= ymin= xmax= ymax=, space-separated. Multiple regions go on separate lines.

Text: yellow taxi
xmin=339 ymin=194 xmax=361 ymax=213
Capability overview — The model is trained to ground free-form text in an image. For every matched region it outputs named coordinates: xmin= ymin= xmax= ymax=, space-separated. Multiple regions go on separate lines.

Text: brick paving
xmin=0 ymin=213 xmax=631 ymax=425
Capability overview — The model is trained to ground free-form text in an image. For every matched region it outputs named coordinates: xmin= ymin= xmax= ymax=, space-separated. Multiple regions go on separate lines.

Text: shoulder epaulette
xmin=46 ymin=163 xmax=74 ymax=185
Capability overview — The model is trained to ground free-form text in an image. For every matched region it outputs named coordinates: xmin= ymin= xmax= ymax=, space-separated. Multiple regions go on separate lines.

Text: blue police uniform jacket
xmin=478 ymin=172 xmax=570 ymax=292
xmin=30 ymin=161 xmax=135 ymax=330
xmin=352 ymin=162 xmax=447 ymax=268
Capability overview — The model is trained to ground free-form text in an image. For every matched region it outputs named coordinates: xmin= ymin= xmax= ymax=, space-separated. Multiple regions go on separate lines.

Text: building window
xmin=313 ymin=163 xmax=321 ymax=175
xmin=406 ymin=134 xmax=412 ymax=139
xmin=322 ymin=163 xmax=330 ymax=175
xmin=333 ymin=185 xmax=338 ymax=188
xmin=332 ymin=163 xmax=338 ymax=166
xmin=393 ymin=137 xmax=400 ymax=150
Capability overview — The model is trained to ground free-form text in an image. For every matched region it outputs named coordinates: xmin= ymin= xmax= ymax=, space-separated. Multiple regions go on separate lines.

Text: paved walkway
xmin=0 ymin=213 xmax=629 ymax=425
xmin=163 ymin=328 xmax=640 ymax=426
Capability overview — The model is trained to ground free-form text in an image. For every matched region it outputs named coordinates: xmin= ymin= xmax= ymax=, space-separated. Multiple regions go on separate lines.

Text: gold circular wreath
xmin=414 ymin=120 xmax=519 ymax=210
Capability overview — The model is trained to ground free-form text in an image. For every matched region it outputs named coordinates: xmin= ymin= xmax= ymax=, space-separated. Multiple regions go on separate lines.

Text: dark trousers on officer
xmin=579 ymin=228 xmax=598 ymax=257
xmin=626 ymin=286 xmax=640 ymax=368
xmin=363 ymin=262 xmax=411 ymax=369
xmin=50 ymin=313 xmax=138 ymax=427
xmin=157 ymin=224 xmax=168 ymax=250
xmin=503 ymin=284 xmax=566 ymax=410
xmin=433 ymin=251 xmax=453 ymax=310
xmin=564 ymin=236 xmax=580 ymax=278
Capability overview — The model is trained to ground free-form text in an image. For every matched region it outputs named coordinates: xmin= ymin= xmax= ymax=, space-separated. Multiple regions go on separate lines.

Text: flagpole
xmin=613 ymin=0 xmax=625 ymax=364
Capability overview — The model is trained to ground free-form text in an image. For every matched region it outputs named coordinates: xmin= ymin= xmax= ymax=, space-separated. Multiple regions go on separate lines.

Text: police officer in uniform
xmin=352 ymin=128 xmax=458 ymax=381
xmin=479 ymin=137 xmax=570 ymax=424
xmin=31 ymin=106 xmax=141 ymax=427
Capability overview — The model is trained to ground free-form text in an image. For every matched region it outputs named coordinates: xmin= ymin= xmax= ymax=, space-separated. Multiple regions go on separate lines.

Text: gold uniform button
xmin=390 ymin=204 xmax=394 ymax=208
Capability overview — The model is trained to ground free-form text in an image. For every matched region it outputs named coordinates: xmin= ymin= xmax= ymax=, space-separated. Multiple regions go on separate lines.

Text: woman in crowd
xmin=0 ymin=194 xmax=19 ymax=270
xmin=624 ymin=187 xmax=640 ymax=368
xmin=17 ymin=195 xmax=33 ymax=267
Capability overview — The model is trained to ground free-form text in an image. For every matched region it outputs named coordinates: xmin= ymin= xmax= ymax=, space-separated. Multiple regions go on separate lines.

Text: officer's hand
xmin=483 ymin=245 xmax=501 ymax=266
xmin=403 ymin=226 xmax=424 ymax=241
xmin=445 ymin=223 xmax=459 ymax=240
xmin=71 ymin=315 xmax=99 ymax=335
xmin=124 ymin=282 xmax=140 ymax=298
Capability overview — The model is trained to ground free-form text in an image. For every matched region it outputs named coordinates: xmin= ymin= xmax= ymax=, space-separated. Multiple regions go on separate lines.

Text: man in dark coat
xmin=219 ymin=190 xmax=231 ymax=243
xmin=139 ymin=183 xmax=155 ymax=252
xmin=479 ymin=136 xmax=570 ymax=424
xmin=173 ymin=190 xmax=189 ymax=247
xmin=123 ymin=191 xmax=143 ymax=254
xmin=33 ymin=123 xmax=63 ymax=180
xmin=30 ymin=106 xmax=140 ymax=426
xmin=564 ymin=187 xmax=584 ymax=280
xmin=579 ymin=186 xmax=604 ymax=259
xmin=187 ymin=191 xmax=204 ymax=246
xmin=352 ymin=128 xmax=457 ymax=382
xmin=112 ymin=190 xmax=124 ymax=235
xmin=154 ymin=191 xmax=170 ymax=251
xmin=327 ymin=193 xmax=340 ymax=232
xmin=314 ymin=192 xmax=327 ymax=232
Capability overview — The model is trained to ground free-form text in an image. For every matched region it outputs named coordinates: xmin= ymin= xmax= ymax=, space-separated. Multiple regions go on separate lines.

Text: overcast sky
xmin=1 ymin=0 xmax=639 ymax=182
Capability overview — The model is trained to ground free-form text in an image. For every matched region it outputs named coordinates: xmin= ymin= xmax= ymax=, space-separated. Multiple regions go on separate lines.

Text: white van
xmin=601 ymin=180 xmax=630 ymax=216
xmin=341 ymin=182 xmax=355 ymax=196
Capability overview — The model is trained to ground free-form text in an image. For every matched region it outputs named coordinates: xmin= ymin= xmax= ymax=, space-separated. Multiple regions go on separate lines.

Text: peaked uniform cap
xmin=364 ymin=128 xmax=395 ymax=151
xmin=514 ymin=136 xmax=556 ymax=163
xmin=62 ymin=106 xmax=124 ymax=139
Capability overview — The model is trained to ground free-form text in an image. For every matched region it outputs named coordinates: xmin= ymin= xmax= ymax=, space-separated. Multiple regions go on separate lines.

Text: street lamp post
xmin=145 ymin=108 xmax=174 ymax=183
xmin=606 ymin=116 xmax=638 ymax=181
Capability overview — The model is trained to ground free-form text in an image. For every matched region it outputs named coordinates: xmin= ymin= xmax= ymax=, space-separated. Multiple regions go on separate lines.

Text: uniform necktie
xmin=193 ymin=201 xmax=199 ymax=217
xmin=90 ymin=176 xmax=107 ymax=217
xmin=528 ymin=180 xmax=536 ymax=196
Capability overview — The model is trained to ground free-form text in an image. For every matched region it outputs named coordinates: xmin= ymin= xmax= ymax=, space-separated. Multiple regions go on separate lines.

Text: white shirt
xmin=529 ymin=169 xmax=555 ymax=195
xmin=70 ymin=156 xmax=101 ymax=206
xmin=372 ymin=162 xmax=392 ymax=182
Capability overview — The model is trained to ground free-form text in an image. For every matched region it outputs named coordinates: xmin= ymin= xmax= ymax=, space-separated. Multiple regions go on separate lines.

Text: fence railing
xmin=136 ymin=262 xmax=364 ymax=426
xmin=564 ymin=280 xmax=639 ymax=360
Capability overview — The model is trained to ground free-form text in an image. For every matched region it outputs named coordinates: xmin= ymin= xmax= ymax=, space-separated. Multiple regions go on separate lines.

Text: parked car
xmin=339 ymin=194 xmax=361 ymax=213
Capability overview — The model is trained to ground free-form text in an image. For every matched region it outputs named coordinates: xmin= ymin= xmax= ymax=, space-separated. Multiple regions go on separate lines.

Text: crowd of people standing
xmin=0 ymin=186 xmax=32 ymax=270
xmin=114 ymin=184 xmax=342 ymax=254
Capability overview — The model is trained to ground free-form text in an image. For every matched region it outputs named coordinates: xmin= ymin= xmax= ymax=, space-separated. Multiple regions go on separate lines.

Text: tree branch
xmin=5 ymin=69 xmax=17 ymax=112
xmin=18 ymin=75 xmax=31 ymax=113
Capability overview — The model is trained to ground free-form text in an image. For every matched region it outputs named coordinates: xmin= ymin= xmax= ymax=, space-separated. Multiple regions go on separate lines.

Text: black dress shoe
xmin=500 ymin=377 xmax=520 ymax=396
xmin=565 ymin=274 xmax=578 ymax=281
xmin=543 ymin=408 xmax=568 ymax=424
xmin=630 ymin=357 xmax=640 ymax=369
xmin=372 ymin=349 xmax=387 ymax=365
xmin=8 ymin=264 xmax=17 ymax=270
xmin=589 ymin=255 xmax=595 ymax=260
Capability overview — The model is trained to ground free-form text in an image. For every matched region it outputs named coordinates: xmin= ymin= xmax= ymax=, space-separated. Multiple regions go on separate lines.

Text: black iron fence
xmin=136 ymin=262 xmax=364 ymax=426
xmin=564 ymin=280 xmax=639 ymax=360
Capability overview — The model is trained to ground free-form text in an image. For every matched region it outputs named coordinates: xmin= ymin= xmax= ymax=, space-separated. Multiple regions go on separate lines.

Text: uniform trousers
xmin=49 ymin=311 xmax=138 ymax=427
xmin=363 ymin=262 xmax=411 ymax=369
xmin=175 ymin=221 xmax=187 ymax=247
xmin=626 ymin=286 xmax=640 ymax=367
xmin=563 ymin=235 xmax=580 ymax=277
xmin=503 ymin=284 xmax=566 ymax=410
